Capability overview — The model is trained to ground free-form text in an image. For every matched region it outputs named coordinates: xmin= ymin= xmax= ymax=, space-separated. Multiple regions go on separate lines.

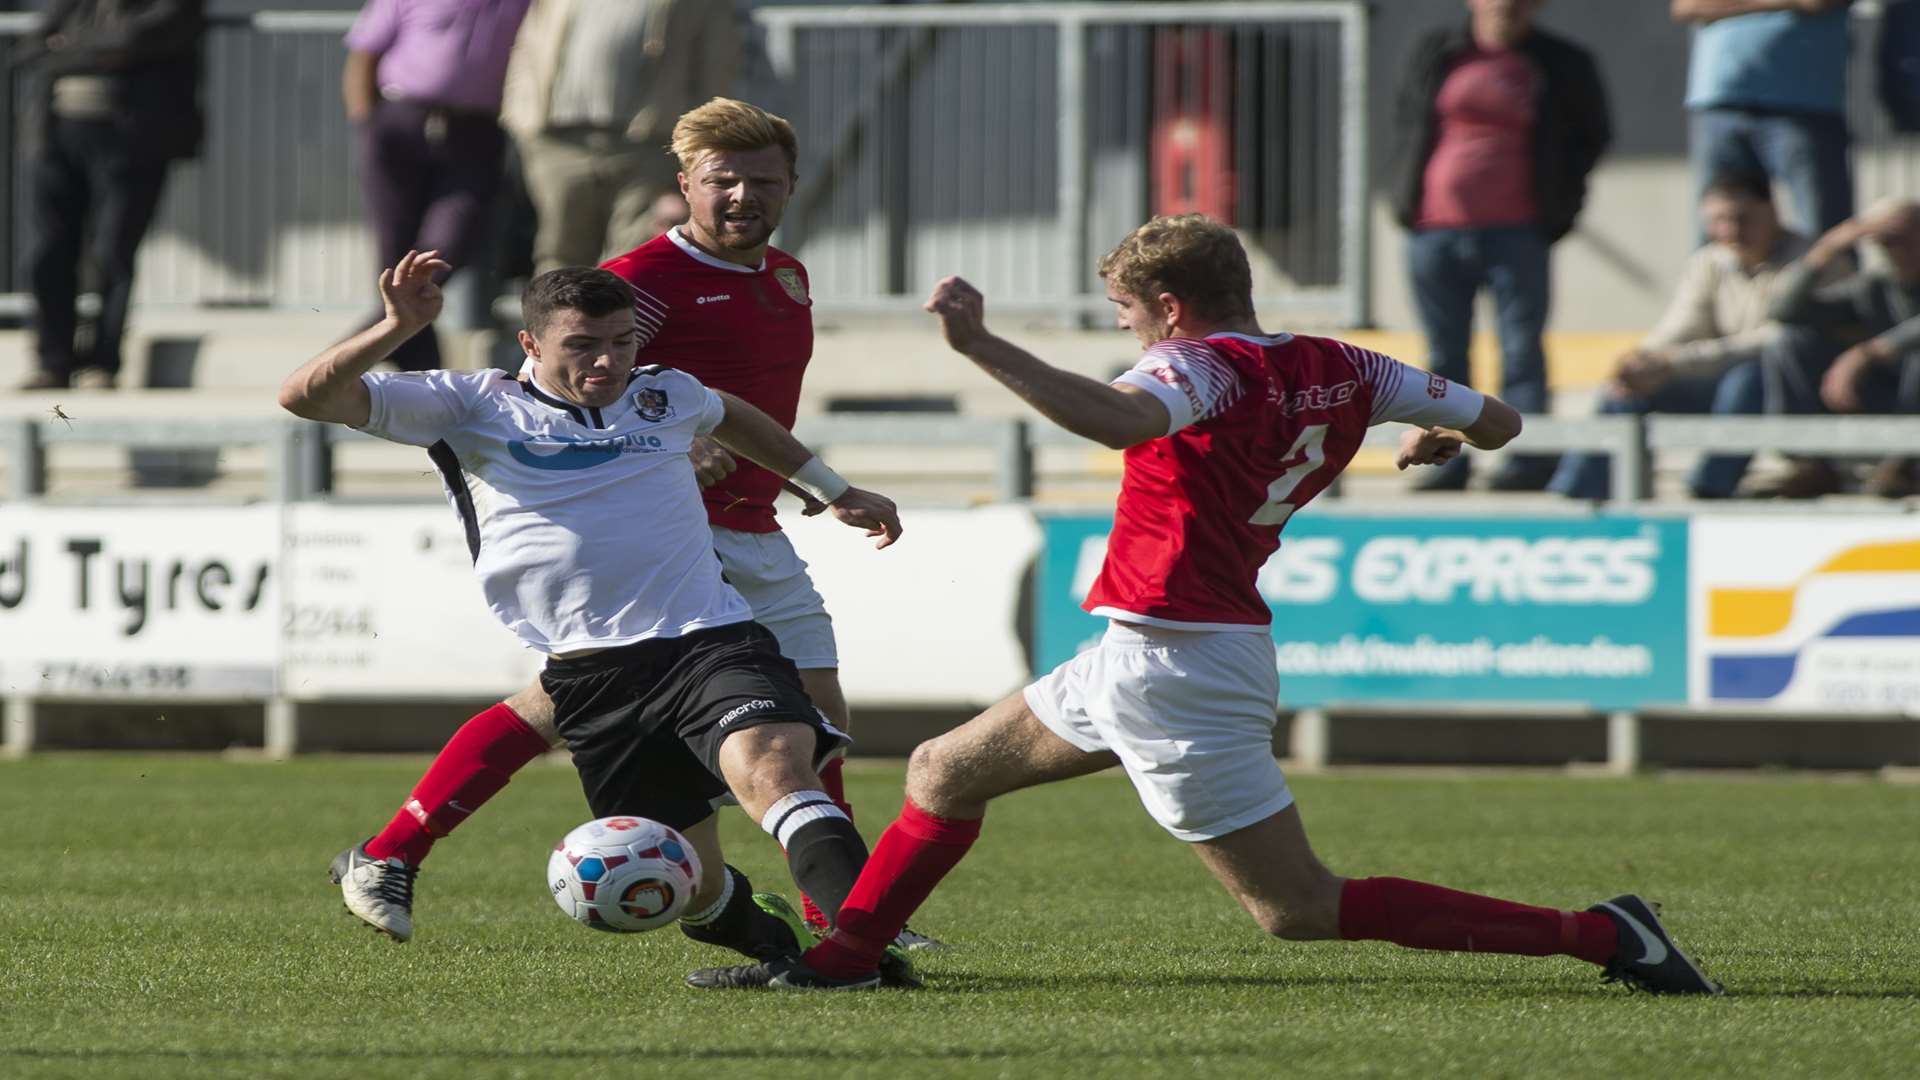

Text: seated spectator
xmin=1769 ymin=198 xmax=1920 ymax=498
xmin=1548 ymin=171 xmax=1833 ymax=500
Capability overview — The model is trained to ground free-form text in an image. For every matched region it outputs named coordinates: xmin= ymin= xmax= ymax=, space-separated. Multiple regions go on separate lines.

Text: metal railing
xmin=2 ymin=11 xmax=372 ymax=311
xmin=755 ymin=2 xmax=1371 ymax=325
xmin=9 ymin=411 xmax=1920 ymax=506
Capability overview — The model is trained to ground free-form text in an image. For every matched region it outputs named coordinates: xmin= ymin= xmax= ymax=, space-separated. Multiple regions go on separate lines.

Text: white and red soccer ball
xmin=548 ymin=816 xmax=701 ymax=933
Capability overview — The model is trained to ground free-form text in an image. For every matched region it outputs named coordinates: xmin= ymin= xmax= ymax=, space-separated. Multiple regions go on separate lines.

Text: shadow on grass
xmin=0 ymin=1044 xmax=1269 ymax=1064
xmin=924 ymin=972 xmax=1920 ymax=1000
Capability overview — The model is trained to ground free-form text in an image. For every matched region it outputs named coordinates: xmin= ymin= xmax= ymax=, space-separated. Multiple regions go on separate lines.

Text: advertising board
xmin=0 ymin=506 xmax=280 ymax=696
xmin=1691 ymin=517 xmax=1920 ymax=713
xmin=1036 ymin=511 xmax=1690 ymax=709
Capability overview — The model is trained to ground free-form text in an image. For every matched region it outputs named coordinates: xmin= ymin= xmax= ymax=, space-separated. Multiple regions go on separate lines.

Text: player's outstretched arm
xmin=710 ymin=391 xmax=903 ymax=548
xmin=1395 ymin=396 xmax=1523 ymax=470
xmin=278 ymin=250 xmax=449 ymax=427
xmin=924 ymin=276 xmax=1169 ymax=449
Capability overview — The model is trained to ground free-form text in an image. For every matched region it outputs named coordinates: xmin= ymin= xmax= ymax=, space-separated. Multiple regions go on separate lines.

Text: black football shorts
xmin=542 ymin=620 xmax=849 ymax=830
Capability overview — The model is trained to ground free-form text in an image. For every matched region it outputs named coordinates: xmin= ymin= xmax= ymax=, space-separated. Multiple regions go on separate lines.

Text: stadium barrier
xmin=755 ymin=2 xmax=1371 ymax=324
xmin=3 ymin=413 xmax=1919 ymax=768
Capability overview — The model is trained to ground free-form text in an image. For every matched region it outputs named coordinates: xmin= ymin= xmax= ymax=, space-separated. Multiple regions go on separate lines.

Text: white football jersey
xmin=357 ymin=365 xmax=753 ymax=654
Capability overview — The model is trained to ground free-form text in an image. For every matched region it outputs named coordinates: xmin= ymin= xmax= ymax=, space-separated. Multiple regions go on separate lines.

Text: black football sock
xmin=760 ymin=789 xmax=869 ymax=922
xmin=679 ymin=865 xmax=797 ymax=960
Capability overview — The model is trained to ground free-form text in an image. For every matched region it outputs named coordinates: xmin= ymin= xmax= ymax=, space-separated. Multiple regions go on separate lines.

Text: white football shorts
xmin=708 ymin=525 xmax=839 ymax=670
xmin=1024 ymin=621 xmax=1292 ymax=842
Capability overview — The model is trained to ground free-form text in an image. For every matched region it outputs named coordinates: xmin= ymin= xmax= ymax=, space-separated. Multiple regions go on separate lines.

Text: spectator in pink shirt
xmin=1388 ymin=0 xmax=1611 ymax=490
xmin=343 ymin=0 xmax=532 ymax=371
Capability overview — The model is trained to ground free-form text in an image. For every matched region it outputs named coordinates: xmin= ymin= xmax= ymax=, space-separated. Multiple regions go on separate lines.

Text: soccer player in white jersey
xmin=279 ymin=252 xmax=917 ymax=982
xmin=690 ymin=215 xmax=1719 ymax=994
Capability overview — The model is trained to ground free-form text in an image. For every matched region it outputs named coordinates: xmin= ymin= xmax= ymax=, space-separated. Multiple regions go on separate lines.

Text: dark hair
xmin=1701 ymin=170 xmax=1773 ymax=205
xmin=521 ymin=267 xmax=633 ymax=336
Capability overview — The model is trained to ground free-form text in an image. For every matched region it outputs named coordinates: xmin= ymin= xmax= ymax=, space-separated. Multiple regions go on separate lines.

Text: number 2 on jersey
xmin=1249 ymin=424 xmax=1329 ymax=526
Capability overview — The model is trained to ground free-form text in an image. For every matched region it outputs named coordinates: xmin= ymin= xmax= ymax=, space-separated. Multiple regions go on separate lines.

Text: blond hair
xmin=671 ymin=97 xmax=799 ymax=178
xmin=1096 ymin=214 xmax=1253 ymax=322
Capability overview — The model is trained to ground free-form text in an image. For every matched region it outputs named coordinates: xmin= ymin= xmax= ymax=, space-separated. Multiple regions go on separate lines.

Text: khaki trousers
xmin=518 ymin=129 xmax=681 ymax=270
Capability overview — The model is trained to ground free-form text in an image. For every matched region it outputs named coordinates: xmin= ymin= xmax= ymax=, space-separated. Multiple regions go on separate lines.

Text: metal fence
xmin=1 ymin=2 xmax=1917 ymax=320
xmin=11 ymin=410 xmax=1920 ymax=506
xmin=0 ymin=4 xmax=1370 ymax=320
xmin=1 ymin=11 xmax=372 ymax=311
xmin=757 ymin=2 xmax=1370 ymax=324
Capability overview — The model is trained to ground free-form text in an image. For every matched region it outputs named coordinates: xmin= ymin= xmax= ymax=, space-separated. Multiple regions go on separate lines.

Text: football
xmin=547 ymin=816 xmax=702 ymax=933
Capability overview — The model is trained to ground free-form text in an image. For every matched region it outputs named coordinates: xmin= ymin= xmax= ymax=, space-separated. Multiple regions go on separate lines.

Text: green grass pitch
xmin=3 ymin=755 xmax=1916 ymax=1079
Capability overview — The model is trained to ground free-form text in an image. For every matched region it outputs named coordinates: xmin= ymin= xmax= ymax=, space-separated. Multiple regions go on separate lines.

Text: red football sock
xmin=805 ymin=798 xmax=980 ymax=978
xmin=802 ymin=757 xmax=856 ymax=928
xmin=1339 ymin=876 xmax=1618 ymax=966
xmin=364 ymin=703 xmax=550 ymax=866
xmin=818 ymin=756 xmax=853 ymax=819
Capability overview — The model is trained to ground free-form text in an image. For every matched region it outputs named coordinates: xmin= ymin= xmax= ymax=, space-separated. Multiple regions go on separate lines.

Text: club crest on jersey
xmin=632 ymin=387 xmax=674 ymax=422
xmin=774 ymin=267 xmax=809 ymax=305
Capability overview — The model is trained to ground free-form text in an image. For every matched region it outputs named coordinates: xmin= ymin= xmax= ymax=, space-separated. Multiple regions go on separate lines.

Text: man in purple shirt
xmin=344 ymin=0 xmax=531 ymax=370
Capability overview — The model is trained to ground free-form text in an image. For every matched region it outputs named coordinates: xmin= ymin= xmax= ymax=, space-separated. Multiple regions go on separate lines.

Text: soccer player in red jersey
xmin=690 ymin=215 xmax=1719 ymax=994
xmin=331 ymin=98 xmax=937 ymax=954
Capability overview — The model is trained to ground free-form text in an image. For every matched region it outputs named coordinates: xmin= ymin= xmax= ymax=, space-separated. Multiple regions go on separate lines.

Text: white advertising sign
xmin=281 ymin=505 xmax=542 ymax=697
xmin=784 ymin=505 xmax=1039 ymax=706
xmin=0 ymin=506 xmax=280 ymax=696
xmin=1691 ymin=516 xmax=1920 ymax=713
xmin=0 ymin=502 xmax=1040 ymax=707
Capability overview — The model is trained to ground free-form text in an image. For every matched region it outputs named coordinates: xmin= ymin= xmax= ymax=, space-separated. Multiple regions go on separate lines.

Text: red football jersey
xmin=1085 ymin=332 xmax=1484 ymax=629
xmin=600 ymin=227 xmax=814 ymax=533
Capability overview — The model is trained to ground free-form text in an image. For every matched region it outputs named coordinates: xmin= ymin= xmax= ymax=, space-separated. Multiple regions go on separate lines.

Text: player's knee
xmin=904 ymin=736 xmax=966 ymax=804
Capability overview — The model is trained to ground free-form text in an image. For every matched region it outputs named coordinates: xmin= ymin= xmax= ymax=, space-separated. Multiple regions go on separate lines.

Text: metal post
xmin=3 ymin=695 xmax=36 ymax=758
xmin=294 ymin=423 xmax=335 ymax=500
xmin=1609 ymin=416 xmax=1649 ymax=505
xmin=270 ymin=421 xmax=300 ymax=503
xmin=1606 ymin=710 xmax=1641 ymax=775
xmin=1291 ymin=708 xmax=1330 ymax=771
xmin=4 ymin=418 xmax=46 ymax=500
xmin=265 ymin=697 xmax=299 ymax=759
xmin=1057 ymin=15 xmax=1088 ymax=314
xmin=995 ymin=418 xmax=1035 ymax=501
xmin=1337 ymin=3 xmax=1372 ymax=327
xmin=765 ymin=19 xmax=796 ymax=80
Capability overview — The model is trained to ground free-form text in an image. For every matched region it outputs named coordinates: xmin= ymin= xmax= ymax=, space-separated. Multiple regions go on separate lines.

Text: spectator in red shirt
xmin=1388 ymin=0 xmax=1611 ymax=490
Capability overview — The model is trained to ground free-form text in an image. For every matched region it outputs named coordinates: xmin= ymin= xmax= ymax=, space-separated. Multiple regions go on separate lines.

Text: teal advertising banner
xmin=1035 ymin=512 xmax=1689 ymax=709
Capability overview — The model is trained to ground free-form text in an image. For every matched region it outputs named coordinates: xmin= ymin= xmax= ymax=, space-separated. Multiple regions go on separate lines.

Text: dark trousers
xmin=355 ymin=99 xmax=506 ymax=371
xmin=1691 ymin=108 xmax=1852 ymax=237
xmin=1406 ymin=225 xmax=1554 ymax=483
xmin=1547 ymin=361 xmax=1765 ymax=500
xmin=1767 ymin=324 xmax=1920 ymax=416
xmin=25 ymin=116 xmax=172 ymax=378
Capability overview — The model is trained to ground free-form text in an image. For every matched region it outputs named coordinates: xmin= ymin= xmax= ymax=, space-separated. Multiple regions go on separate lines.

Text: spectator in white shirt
xmin=1549 ymin=170 xmax=1838 ymax=499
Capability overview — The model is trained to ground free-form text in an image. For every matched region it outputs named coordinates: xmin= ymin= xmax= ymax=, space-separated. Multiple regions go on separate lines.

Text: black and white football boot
xmin=685 ymin=954 xmax=881 ymax=992
xmin=329 ymin=841 xmax=417 ymax=943
xmin=1589 ymin=894 xmax=1721 ymax=995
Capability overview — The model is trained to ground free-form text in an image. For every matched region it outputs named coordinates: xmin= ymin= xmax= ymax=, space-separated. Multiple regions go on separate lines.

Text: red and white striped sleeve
xmin=1338 ymin=341 xmax=1485 ymax=428
xmin=1113 ymin=338 xmax=1246 ymax=435
xmin=628 ymin=281 xmax=670 ymax=348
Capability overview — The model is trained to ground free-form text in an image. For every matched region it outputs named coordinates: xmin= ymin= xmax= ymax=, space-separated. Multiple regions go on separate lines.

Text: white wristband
xmin=790 ymin=456 xmax=850 ymax=505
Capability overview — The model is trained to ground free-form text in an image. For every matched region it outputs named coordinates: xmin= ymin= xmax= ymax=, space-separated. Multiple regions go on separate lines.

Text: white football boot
xmin=329 ymin=842 xmax=417 ymax=942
